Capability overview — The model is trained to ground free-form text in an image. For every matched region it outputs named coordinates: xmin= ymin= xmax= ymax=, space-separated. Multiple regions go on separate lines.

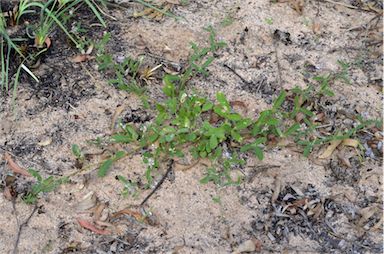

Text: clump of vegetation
xmin=73 ymin=27 xmax=381 ymax=191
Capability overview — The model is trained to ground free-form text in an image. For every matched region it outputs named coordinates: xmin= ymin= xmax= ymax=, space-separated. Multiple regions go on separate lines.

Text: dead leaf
xmin=71 ymin=54 xmax=95 ymax=63
xmin=111 ymin=209 xmax=145 ymax=222
xmin=45 ymin=37 xmax=51 ymax=48
xmin=4 ymin=153 xmax=31 ymax=177
xmin=93 ymin=203 xmax=106 ymax=221
xmin=342 ymin=139 xmax=359 ymax=148
xmin=77 ymin=218 xmax=111 ymax=235
xmin=337 ymin=152 xmax=352 ymax=168
xmin=76 ymin=191 xmax=97 ymax=212
xmin=319 ymin=139 xmax=342 ymax=159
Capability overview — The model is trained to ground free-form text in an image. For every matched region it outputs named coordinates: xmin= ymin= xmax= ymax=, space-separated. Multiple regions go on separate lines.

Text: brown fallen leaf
xmin=111 ymin=209 xmax=145 ymax=222
xmin=342 ymin=138 xmax=359 ymax=148
xmin=77 ymin=218 xmax=111 ymax=235
xmin=4 ymin=153 xmax=31 ymax=177
xmin=337 ymin=152 xmax=352 ymax=168
xmin=45 ymin=37 xmax=52 ymax=48
xmin=71 ymin=54 xmax=95 ymax=63
xmin=318 ymin=139 xmax=342 ymax=159
xmin=93 ymin=203 xmax=106 ymax=221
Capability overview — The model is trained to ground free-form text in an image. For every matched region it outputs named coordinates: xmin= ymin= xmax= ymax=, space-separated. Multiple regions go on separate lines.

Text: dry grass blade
xmin=318 ymin=139 xmax=342 ymax=159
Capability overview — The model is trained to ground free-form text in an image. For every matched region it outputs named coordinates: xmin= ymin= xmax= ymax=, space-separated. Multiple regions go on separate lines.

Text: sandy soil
xmin=0 ymin=0 xmax=383 ymax=253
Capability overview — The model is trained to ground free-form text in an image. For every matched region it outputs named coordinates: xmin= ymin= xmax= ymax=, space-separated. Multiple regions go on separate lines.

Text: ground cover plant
xmin=0 ymin=0 xmax=382 ymax=253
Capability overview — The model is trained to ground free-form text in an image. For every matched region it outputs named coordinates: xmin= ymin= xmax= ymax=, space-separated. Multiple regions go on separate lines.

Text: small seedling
xmin=23 ymin=169 xmax=68 ymax=204
xmin=265 ymin=18 xmax=273 ymax=25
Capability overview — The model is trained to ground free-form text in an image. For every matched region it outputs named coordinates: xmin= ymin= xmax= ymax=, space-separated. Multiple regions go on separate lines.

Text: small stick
xmin=223 ymin=64 xmax=252 ymax=85
xmin=140 ymin=159 xmax=174 ymax=206
xmin=13 ymin=205 xmax=38 ymax=254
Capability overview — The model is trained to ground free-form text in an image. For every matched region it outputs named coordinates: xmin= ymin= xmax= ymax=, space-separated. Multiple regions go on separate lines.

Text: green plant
xmin=80 ymin=27 xmax=379 ymax=192
xmin=23 ymin=169 xmax=68 ymax=204
xmin=178 ymin=26 xmax=226 ymax=91
xmin=265 ymin=18 xmax=273 ymax=25
xmin=15 ymin=0 xmax=41 ymax=25
xmin=0 ymin=10 xmax=38 ymax=99
xmin=31 ymin=0 xmax=80 ymax=48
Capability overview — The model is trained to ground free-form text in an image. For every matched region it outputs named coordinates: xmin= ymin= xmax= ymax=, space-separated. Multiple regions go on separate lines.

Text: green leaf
xmin=114 ymin=151 xmax=126 ymax=160
xmin=231 ymin=130 xmax=242 ymax=142
xmin=162 ymin=75 xmax=178 ymax=97
xmin=226 ymin=113 xmax=242 ymax=121
xmin=71 ymin=144 xmax=82 ymax=158
xmin=165 ymin=133 xmax=175 ymax=142
xmin=209 ymin=135 xmax=218 ymax=149
xmin=216 ymin=92 xmax=230 ymax=110
xmin=253 ymin=147 xmax=264 ymax=160
xmin=186 ymin=133 xmax=197 ymax=141
xmin=28 ymin=169 xmax=42 ymax=181
xmin=202 ymin=101 xmax=213 ymax=111
xmin=273 ymin=90 xmax=286 ymax=111
xmin=98 ymin=159 xmax=113 ymax=177
xmin=111 ymin=134 xmax=132 ymax=143
xmin=300 ymin=107 xmax=314 ymax=117
xmin=284 ymin=123 xmax=300 ymax=136
xmin=235 ymin=118 xmax=252 ymax=130
xmin=124 ymin=125 xmax=139 ymax=140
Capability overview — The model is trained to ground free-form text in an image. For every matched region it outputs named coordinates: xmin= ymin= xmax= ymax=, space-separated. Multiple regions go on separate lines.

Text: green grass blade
xmin=84 ymin=0 xmax=106 ymax=27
